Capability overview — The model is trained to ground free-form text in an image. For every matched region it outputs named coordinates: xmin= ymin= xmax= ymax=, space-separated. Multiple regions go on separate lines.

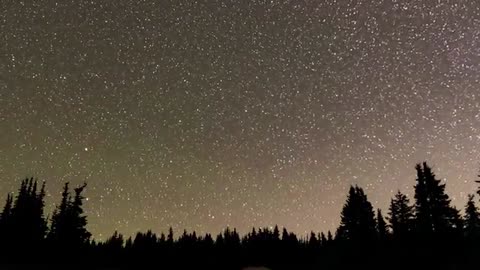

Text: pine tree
xmin=204 ymin=233 xmax=214 ymax=246
xmin=49 ymin=182 xmax=70 ymax=246
xmin=327 ymin=231 xmax=333 ymax=243
xmin=105 ymin=231 xmax=124 ymax=250
xmin=9 ymin=178 xmax=47 ymax=247
xmin=125 ymin=237 xmax=133 ymax=250
xmin=376 ymin=209 xmax=388 ymax=241
xmin=273 ymin=225 xmax=280 ymax=241
xmin=49 ymin=182 xmax=91 ymax=249
xmin=308 ymin=231 xmax=319 ymax=248
xmin=336 ymin=185 xmax=376 ymax=242
xmin=464 ymin=194 xmax=480 ymax=238
xmin=71 ymin=183 xmax=91 ymax=245
xmin=32 ymin=181 xmax=47 ymax=244
xmin=167 ymin=227 xmax=174 ymax=246
xmin=388 ymin=191 xmax=414 ymax=238
xmin=0 ymin=194 xmax=13 ymax=246
xmin=414 ymin=163 xmax=430 ymax=234
xmin=0 ymin=194 xmax=13 ymax=225
xmin=414 ymin=162 xmax=458 ymax=235
xmin=281 ymin=228 xmax=288 ymax=241
xmin=320 ymin=232 xmax=327 ymax=247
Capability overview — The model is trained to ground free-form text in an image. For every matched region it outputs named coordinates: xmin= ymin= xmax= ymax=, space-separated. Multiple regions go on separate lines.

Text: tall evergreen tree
xmin=273 ymin=225 xmax=280 ymax=241
xmin=0 ymin=194 xmax=13 ymax=225
xmin=464 ymin=194 xmax=480 ymax=238
xmin=336 ymin=185 xmax=376 ymax=242
xmin=414 ymin=162 xmax=458 ymax=235
xmin=327 ymin=231 xmax=333 ymax=243
xmin=0 ymin=193 xmax=13 ymax=245
xmin=308 ymin=231 xmax=319 ymax=248
xmin=48 ymin=182 xmax=91 ymax=249
xmin=376 ymin=209 xmax=388 ymax=241
xmin=388 ymin=191 xmax=414 ymax=238
xmin=70 ymin=183 xmax=91 ymax=245
xmin=49 ymin=182 xmax=70 ymax=246
xmin=320 ymin=232 xmax=327 ymax=247
xmin=167 ymin=227 xmax=174 ymax=246
xmin=105 ymin=231 xmax=124 ymax=250
xmin=10 ymin=178 xmax=47 ymax=246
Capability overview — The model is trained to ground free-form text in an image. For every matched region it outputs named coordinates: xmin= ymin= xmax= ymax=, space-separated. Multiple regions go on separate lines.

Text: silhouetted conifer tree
xmin=133 ymin=230 xmax=158 ymax=250
xmin=125 ymin=237 xmax=133 ymax=249
xmin=105 ymin=231 xmax=124 ymax=250
xmin=464 ymin=194 xmax=480 ymax=238
xmin=327 ymin=231 xmax=333 ymax=243
xmin=376 ymin=209 xmax=388 ymax=241
xmin=0 ymin=193 xmax=13 ymax=246
xmin=167 ymin=227 xmax=174 ymax=246
xmin=204 ymin=233 xmax=214 ymax=246
xmin=281 ymin=228 xmax=288 ymax=241
xmin=320 ymin=232 xmax=327 ymax=247
xmin=388 ymin=191 xmax=414 ymax=239
xmin=308 ymin=231 xmax=319 ymax=248
xmin=71 ymin=183 xmax=90 ymax=245
xmin=273 ymin=225 xmax=280 ymax=241
xmin=215 ymin=233 xmax=224 ymax=247
xmin=48 ymin=182 xmax=91 ymax=249
xmin=414 ymin=162 xmax=459 ymax=235
xmin=159 ymin=232 xmax=166 ymax=244
xmin=336 ymin=186 xmax=376 ymax=242
xmin=10 ymin=178 xmax=47 ymax=247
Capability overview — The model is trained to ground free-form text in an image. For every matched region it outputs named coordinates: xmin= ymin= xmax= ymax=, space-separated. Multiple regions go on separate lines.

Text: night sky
xmin=1 ymin=1 xmax=479 ymax=240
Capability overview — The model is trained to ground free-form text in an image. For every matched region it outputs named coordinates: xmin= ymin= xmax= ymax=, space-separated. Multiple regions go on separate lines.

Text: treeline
xmin=1 ymin=162 xmax=480 ymax=269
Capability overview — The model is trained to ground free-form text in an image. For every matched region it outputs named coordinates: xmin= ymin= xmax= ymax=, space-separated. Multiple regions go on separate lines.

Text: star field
xmin=1 ymin=1 xmax=480 ymax=239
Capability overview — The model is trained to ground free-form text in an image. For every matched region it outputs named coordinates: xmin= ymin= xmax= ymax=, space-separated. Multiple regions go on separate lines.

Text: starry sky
xmin=1 ymin=1 xmax=480 ymax=240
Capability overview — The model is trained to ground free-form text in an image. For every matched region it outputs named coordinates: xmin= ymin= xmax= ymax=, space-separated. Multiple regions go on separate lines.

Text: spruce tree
xmin=10 ymin=178 xmax=47 ymax=247
xmin=327 ymin=231 xmax=333 ymax=243
xmin=71 ymin=183 xmax=91 ymax=246
xmin=388 ymin=191 xmax=414 ymax=238
xmin=48 ymin=182 xmax=91 ymax=249
xmin=105 ymin=231 xmax=124 ymax=250
xmin=167 ymin=227 xmax=174 ymax=246
xmin=0 ymin=194 xmax=13 ymax=225
xmin=49 ymin=182 xmax=70 ymax=246
xmin=376 ymin=209 xmax=388 ymax=241
xmin=308 ymin=231 xmax=319 ymax=248
xmin=414 ymin=162 xmax=458 ymax=235
xmin=320 ymin=232 xmax=327 ymax=247
xmin=464 ymin=194 xmax=480 ymax=238
xmin=273 ymin=225 xmax=280 ymax=241
xmin=336 ymin=185 xmax=376 ymax=242
xmin=0 ymin=194 xmax=13 ymax=246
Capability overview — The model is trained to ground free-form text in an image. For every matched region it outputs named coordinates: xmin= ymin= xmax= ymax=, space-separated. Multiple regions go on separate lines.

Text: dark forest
xmin=1 ymin=162 xmax=479 ymax=269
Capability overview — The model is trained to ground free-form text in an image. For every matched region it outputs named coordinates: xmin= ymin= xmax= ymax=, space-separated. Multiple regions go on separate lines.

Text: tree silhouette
xmin=414 ymin=162 xmax=459 ymax=236
xmin=9 ymin=178 xmax=47 ymax=248
xmin=1 ymin=162 xmax=480 ymax=269
xmin=388 ymin=190 xmax=414 ymax=239
xmin=320 ymin=232 xmax=327 ymax=247
xmin=464 ymin=194 xmax=480 ymax=238
xmin=105 ymin=231 xmax=125 ymax=251
xmin=336 ymin=185 xmax=376 ymax=242
xmin=0 ymin=193 xmax=13 ymax=246
xmin=71 ymin=183 xmax=91 ymax=245
xmin=48 ymin=182 xmax=91 ymax=249
xmin=167 ymin=226 xmax=174 ymax=246
xmin=308 ymin=231 xmax=319 ymax=249
xmin=327 ymin=231 xmax=333 ymax=243
xmin=376 ymin=209 xmax=388 ymax=241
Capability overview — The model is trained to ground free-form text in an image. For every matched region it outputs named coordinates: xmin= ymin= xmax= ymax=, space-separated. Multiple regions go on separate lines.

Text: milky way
xmin=1 ymin=1 xmax=479 ymax=239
